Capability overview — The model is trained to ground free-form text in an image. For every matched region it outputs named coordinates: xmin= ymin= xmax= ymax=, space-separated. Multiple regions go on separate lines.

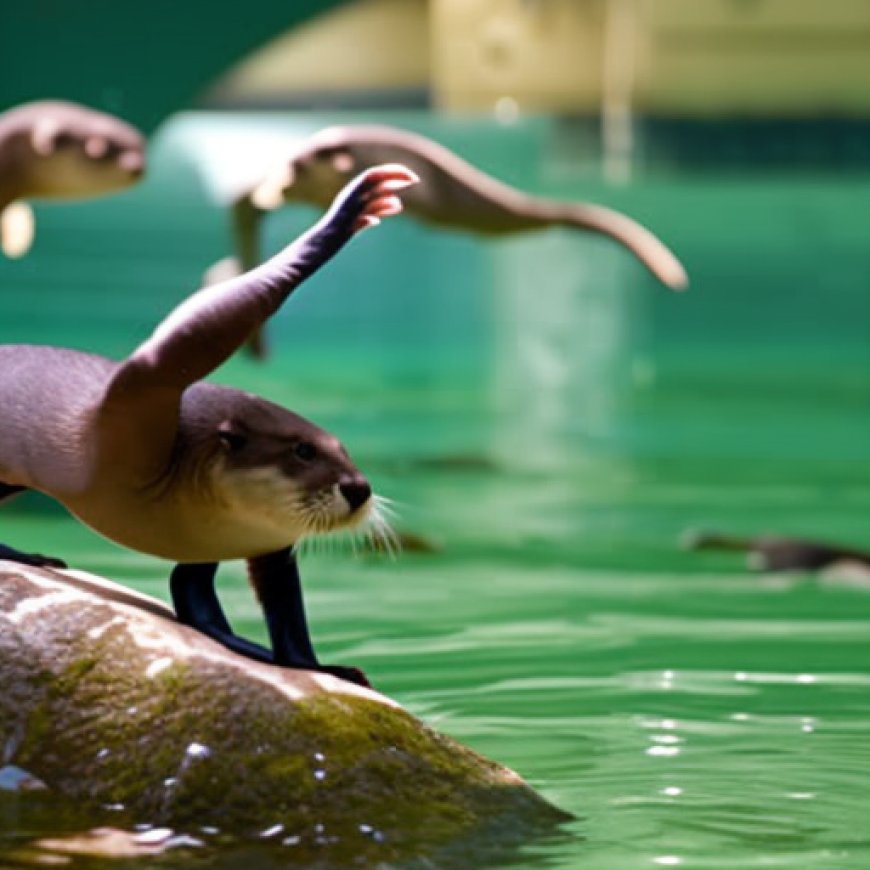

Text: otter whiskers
xmin=295 ymin=491 xmax=400 ymax=559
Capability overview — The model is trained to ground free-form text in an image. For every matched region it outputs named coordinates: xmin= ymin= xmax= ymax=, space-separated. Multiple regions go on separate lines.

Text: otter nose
xmin=339 ymin=478 xmax=371 ymax=512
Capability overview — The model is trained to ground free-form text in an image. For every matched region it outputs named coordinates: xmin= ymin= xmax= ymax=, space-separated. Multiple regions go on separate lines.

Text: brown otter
xmin=0 ymin=164 xmax=418 ymax=686
xmin=682 ymin=529 xmax=870 ymax=572
xmin=0 ymin=100 xmax=144 ymax=257
xmin=205 ymin=123 xmax=688 ymax=357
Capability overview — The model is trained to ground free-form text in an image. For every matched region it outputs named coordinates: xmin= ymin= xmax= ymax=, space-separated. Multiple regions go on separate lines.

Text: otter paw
xmin=331 ymin=164 xmax=419 ymax=234
xmin=319 ymin=664 xmax=372 ymax=689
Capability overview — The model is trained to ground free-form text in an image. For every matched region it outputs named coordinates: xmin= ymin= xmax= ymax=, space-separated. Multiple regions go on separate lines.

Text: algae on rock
xmin=0 ymin=562 xmax=570 ymax=865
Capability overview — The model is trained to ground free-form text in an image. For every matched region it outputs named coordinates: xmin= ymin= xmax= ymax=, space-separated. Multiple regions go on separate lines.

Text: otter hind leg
xmin=0 ymin=483 xmax=68 ymax=569
xmin=248 ymin=549 xmax=371 ymax=688
xmin=169 ymin=561 xmax=273 ymax=663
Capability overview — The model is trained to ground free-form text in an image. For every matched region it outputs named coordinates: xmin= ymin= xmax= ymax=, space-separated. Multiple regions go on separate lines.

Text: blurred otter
xmin=0 ymin=100 xmax=144 ymax=257
xmin=682 ymin=528 xmax=870 ymax=572
xmin=205 ymin=123 xmax=688 ymax=358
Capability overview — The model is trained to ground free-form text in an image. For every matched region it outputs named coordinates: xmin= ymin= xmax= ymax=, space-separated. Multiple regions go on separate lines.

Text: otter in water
xmin=205 ymin=124 xmax=688 ymax=357
xmin=682 ymin=528 xmax=870 ymax=572
xmin=0 ymin=100 xmax=144 ymax=257
xmin=0 ymin=164 xmax=418 ymax=687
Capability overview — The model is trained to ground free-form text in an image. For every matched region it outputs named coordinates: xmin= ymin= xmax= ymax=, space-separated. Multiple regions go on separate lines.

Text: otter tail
xmin=544 ymin=199 xmax=688 ymax=291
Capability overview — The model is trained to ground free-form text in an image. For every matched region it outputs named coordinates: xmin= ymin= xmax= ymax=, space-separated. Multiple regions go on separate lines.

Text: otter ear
xmin=217 ymin=419 xmax=247 ymax=452
xmin=30 ymin=117 xmax=61 ymax=156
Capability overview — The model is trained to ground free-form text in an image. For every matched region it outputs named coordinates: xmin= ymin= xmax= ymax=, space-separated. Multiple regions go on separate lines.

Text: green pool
xmin=2 ymin=111 xmax=870 ymax=868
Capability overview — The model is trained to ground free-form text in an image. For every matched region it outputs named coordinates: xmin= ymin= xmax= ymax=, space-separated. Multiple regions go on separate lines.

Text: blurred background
xmin=2 ymin=2 xmax=870 ymax=868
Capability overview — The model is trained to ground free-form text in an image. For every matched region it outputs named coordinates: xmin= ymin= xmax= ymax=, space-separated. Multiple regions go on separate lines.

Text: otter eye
xmin=294 ymin=441 xmax=317 ymax=462
xmin=218 ymin=428 xmax=246 ymax=452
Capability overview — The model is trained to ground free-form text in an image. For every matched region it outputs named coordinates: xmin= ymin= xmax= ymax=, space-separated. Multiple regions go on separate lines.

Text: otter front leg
xmin=0 ymin=483 xmax=67 ymax=568
xmin=248 ymin=548 xmax=371 ymax=688
xmin=169 ymin=562 xmax=274 ymax=663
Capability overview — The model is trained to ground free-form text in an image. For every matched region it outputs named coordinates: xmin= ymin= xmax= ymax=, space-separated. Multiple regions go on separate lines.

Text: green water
xmin=2 ymin=112 xmax=870 ymax=867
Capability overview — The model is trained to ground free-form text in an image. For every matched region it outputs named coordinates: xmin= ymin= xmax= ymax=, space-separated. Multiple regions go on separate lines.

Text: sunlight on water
xmin=2 ymin=112 xmax=870 ymax=868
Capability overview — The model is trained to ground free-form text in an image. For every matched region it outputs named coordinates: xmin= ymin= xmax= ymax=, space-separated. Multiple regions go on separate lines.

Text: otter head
xmin=21 ymin=105 xmax=144 ymax=199
xmin=206 ymin=398 xmax=375 ymax=549
xmin=250 ymin=142 xmax=354 ymax=212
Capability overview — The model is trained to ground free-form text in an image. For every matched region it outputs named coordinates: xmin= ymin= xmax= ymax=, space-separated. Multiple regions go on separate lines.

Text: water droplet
xmin=661 ymin=787 xmax=682 ymax=797
xmin=186 ymin=742 xmax=211 ymax=759
xmin=260 ymin=823 xmax=284 ymax=838
xmin=133 ymin=827 xmax=174 ymax=845
xmin=314 ymin=752 xmax=325 ymax=762
xmin=166 ymin=834 xmax=204 ymax=849
xmin=96 ymin=748 xmax=110 ymax=760
xmin=314 ymin=769 xmax=326 ymax=781
xmin=654 ymin=857 xmax=682 ymax=866
xmin=282 ymin=835 xmax=301 ymax=846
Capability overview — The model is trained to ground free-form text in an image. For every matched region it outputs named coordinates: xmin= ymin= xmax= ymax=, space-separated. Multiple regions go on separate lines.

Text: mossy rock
xmin=0 ymin=562 xmax=570 ymax=865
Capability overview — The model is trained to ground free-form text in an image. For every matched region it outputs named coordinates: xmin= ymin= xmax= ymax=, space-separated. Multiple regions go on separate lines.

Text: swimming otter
xmin=206 ymin=124 xmax=688 ymax=357
xmin=683 ymin=529 xmax=870 ymax=572
xmin=0 ymin=100 xmax=144 ymax=257
xmin=0 ymin=164 xmax=418 ymax=687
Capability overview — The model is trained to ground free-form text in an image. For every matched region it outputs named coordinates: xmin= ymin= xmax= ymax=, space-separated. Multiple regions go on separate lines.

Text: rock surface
xmin=0 ymin=561 xmax=569 ymax=865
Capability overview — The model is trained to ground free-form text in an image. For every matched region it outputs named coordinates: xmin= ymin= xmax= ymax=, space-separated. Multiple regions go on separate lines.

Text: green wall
xmin=0 ymin=1 xmax=347 ymax=131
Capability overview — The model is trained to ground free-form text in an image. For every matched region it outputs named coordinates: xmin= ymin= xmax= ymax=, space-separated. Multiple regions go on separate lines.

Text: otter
xmin=0 ymin=164 xmax=418 ymax=687
xmin=683 ymin=529 xmax=870 ymax=573
xmin=0 ymin=100 xmax=144 ymax=257
xmin=205 ymin=124 xmax=688 ymax=357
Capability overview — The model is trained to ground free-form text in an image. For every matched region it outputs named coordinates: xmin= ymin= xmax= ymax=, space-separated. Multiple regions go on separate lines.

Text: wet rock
xmin=0 ymin=561 xmax=569 ymax=865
